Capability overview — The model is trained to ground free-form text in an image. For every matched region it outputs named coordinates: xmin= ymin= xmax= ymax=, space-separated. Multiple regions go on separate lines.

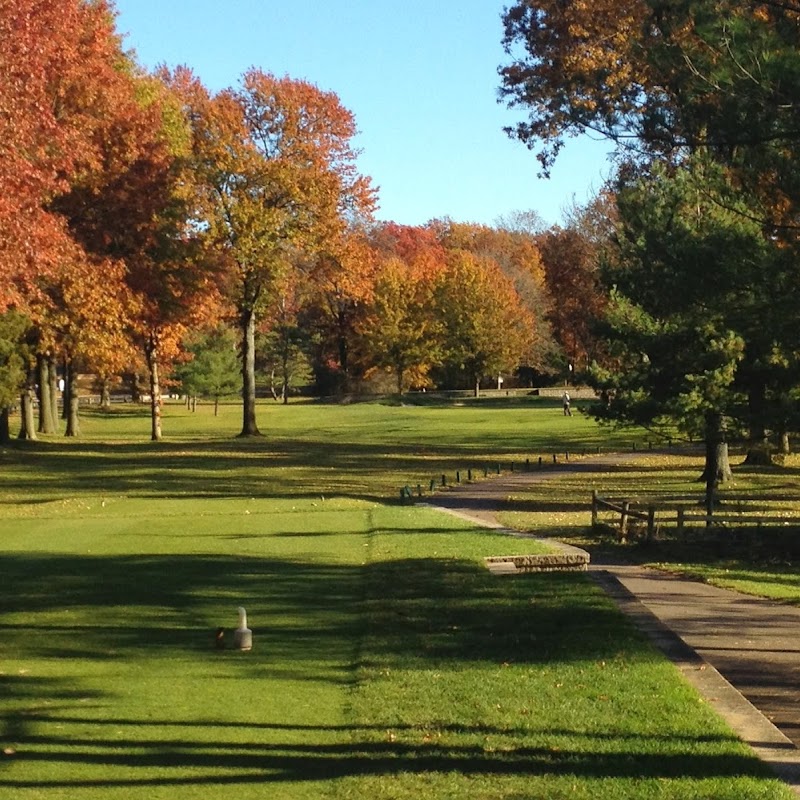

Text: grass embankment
xmin=0 ymin=398 xmax=793 ymax=799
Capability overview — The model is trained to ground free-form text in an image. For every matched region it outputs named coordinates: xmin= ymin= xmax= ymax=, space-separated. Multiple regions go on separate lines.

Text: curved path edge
xmin=592 ymin=569 xmax=800 ymax=794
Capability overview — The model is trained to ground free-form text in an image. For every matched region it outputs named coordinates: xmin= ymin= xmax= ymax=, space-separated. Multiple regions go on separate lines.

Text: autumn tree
xmin=50 ymin=61 xmax=216 ymax=442
xmin=536 ymin=195 xmax=614 ymax=375
xmin=304 ymin=224 xmax=376 ymax=394
xmin=500 ymin=0 xmax=800 ymax=187
xmin=434 ymin=250 xmax=537 ymax=396
xmin=432 ymin=219 xmax=554 ymax=376
xmin=0 ymin=0 xmax=126 ymax=308
xmin=502 ymin=0 xmax=800 ymax=458
xmin=187 ymin=69 xmax=374 ymax=435
xmin=357 ymin=255 xmax=441 ymax=394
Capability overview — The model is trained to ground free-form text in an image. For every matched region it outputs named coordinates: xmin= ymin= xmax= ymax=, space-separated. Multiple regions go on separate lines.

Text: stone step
xmin=484 ymin=552 xmax=589 ymax=574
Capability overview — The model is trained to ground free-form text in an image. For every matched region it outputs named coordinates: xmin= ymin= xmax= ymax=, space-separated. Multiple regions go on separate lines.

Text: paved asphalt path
xmin=424 ymin=453 xmax=800 ymax=795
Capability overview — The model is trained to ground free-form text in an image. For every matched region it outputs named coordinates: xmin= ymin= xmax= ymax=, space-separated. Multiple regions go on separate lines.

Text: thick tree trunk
xmin=18 ymin=371 xmax=37 ymax=440
xmin=145 ymin=342 xmax=162 ymax=442
xmin=64 ymin=358 xmax=80 ymax=437
xmin=474 ymin=377 xmax=480 ymax=398
xmin=780 ymin=430 xmax=791 ymax=455
xmin=700 ymin=411 xmax=732 ymax=522
xmin=99 ymin=378 xmax=111 ymax=409
xmin=37 ymin=354 xmax=57 ymax=433
xmin=127 ymin=372 xmax=142 ymax=404
xmin=0 ymin=407 xmax=9 ymax=443
xmin=48 ymin=355 xmax=59 ymax=427
xmin=744 ymin=381 xmax=769 ymax=463
xmin=239 ymin=307 xmax=261 ymax=437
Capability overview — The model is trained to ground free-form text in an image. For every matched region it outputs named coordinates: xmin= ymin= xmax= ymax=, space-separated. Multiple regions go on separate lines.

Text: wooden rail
xmin=591 ymin=491 xmax=800 ymax=542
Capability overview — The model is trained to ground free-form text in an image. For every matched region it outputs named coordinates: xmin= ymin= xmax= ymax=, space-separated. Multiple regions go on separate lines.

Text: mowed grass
xmin=0 ymin=399 xmax=793 ymax=799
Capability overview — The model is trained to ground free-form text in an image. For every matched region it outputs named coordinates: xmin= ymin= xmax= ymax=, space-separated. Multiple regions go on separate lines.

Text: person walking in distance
xmin=562 ymin=390 xmax=572 ymax=416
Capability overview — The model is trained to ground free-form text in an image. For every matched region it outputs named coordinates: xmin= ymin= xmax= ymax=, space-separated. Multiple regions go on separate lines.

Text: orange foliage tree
xmin=357 ymin=255 xmax=442 ymax=394
xmin=0 ymin=0 xmax=123 ymax=309
xmin=186 ymin=69 xmax=374 ymax=434
xmin=304 ymin=224 xmax=377 ymax=394
xmin=432 ymin=220 xmax=552 ymax=369
xmin=49 ymin=59 xmax=214 ymax=441
xmin=433 ymin=250 xmax=538 ymax=396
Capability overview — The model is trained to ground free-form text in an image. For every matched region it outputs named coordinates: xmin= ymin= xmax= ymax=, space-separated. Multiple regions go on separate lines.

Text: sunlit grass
xmin=0 ymin=399 xmax=793 ymax=798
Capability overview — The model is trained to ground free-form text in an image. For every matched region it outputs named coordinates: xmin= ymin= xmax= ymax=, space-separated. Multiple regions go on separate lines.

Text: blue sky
xmin=113 ymin=0 xmax=613 ymax=228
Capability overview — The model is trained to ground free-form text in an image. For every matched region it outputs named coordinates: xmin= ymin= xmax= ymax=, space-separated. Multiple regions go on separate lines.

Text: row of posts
xmin=398 ymin=437 xmax=674 ymax=502
xmin=400 ymin=449 xmax=586 ymax=502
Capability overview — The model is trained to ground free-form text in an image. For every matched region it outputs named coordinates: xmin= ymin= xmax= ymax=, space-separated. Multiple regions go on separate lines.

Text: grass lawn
xmin=0 ymin=398 xmax=794 ymax=798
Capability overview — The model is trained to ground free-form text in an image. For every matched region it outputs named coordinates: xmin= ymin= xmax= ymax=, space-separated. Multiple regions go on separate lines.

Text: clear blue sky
xmin=113 ymin=0 xmax=613 ymax=228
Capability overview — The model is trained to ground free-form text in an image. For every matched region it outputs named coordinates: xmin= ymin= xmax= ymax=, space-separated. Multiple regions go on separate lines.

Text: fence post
xmin=591 ymin=490 xmax=598 ymax=527
xmin=620 ymin=501 xmax=631 ymax=542
xmin=647 ymin=506 xmax=656 ymax=541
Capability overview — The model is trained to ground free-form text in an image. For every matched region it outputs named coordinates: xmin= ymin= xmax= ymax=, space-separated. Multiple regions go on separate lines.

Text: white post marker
xmin=233 ymin=607 xmax=253 ymax=651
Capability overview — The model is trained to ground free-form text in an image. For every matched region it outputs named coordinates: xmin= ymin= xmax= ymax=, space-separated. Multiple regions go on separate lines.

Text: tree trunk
xmin=0 ymin=407 xmax=9 ymax=444
xmin=145 ymin=341 xmax=162 ymax=442
xmin=744 ymin=380 xmax=770 ymax=464
xmin=282 ymin=347 xmax=290 ymax=405
xmin=99 ymin=378 xmax=111 ymax=409
xmin=780 ymin=430 xmax=791 ymax=455
xmin=37 ymin=354 xmax=57 ymax=433
xmin=48 ymin=355 xmax=59 ymax=427
xmin=18 ymin=371 xmax=37 ymax=440
xmin=700 ymin=411 xmax=732 ymax=522
xmin=64 ymin=357 xmax=80 ymax=437
xmin=61 ymin=356 xmax=70 ymax=419
xmin=127 ymin=372 xmax=142 ymax=404
xmin=474 ymin=377 xmax=480 ymax=398
xmin=239 ymin=307 xmax=261 ymax=437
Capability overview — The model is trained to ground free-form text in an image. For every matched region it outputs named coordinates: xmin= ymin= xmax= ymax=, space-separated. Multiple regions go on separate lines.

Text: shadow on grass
xmin=1 ymin=550 xmax=781 ymax=791
xmin=0 ymin=735 xmax=769 ymax=789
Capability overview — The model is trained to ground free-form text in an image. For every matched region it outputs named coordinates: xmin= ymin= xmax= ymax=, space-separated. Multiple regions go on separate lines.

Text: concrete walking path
xmin=423 ymin=453 xmax=800 ymax=794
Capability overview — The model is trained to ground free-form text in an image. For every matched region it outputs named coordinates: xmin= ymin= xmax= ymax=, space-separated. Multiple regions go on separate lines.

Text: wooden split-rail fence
xmin=591 ymin=490 xmax=799 ymax=542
